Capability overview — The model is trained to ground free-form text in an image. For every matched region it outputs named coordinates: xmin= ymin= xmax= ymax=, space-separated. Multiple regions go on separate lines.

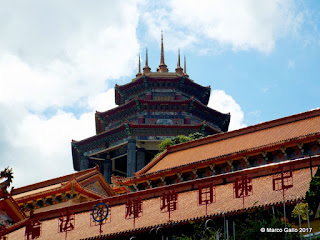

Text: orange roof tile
xmin=15 ymin=178 xmax=104 ymax=204
xmin=139 ymin=109 xmax=320 ymax=175
xmin=11 ymin=167 xmax=98 ymax=195
xmin=11 ymin=167 xmax=115 ymax=206
xmin=6 ymin=167 xmax=316 ymax=239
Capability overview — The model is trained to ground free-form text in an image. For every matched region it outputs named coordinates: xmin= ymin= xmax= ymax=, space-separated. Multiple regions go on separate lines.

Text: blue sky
xmin=0 ymin=0 xmax=319 ymax=187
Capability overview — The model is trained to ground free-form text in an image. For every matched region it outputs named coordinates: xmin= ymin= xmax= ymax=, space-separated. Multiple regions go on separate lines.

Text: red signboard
xmin=58 ymin=211 xmax=75 ymax=239
xmin=125 ymin=197 xmax=142 ymax=228
xmin=273 ymin=166 xmax=293 ymax=199
xmin=233 ymin=175 xmax=253 ymax=208
xmin=25 ymin=219 xmax=41 ymax=240
xmin=160 ymin=190 xmax=178 ymax=220
xmin=198 ymin=183 xmax=216 ymax=216
xmin=198 ymin=183 xmax=215 ymax=205
xmin=273 ymin=166 xmax=293 ymax=191
xmin=125 ymin=198 xmax=143 ymax=219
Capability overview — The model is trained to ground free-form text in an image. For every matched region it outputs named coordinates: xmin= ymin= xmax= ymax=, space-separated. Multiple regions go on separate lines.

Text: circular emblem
xmin=92 ymin=203 xmax=109 ymax=222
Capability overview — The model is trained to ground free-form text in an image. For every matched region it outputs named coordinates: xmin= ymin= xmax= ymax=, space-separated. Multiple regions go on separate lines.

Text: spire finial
xmin=175 ymin=49 xmax=183 ymax=75
xmin=157 ymin=31 xmax=168 ymax=72
xmin=145 ymin=48 xmax=149 ymax=67
xmin=160 ymin=31 xmax=165 ymax=65
xmin=139 ymin=55 xmax=141 ymax=73
xmin=143 ymin=48 xmax=151 ymax=74
xmin=136 ymin=54 xmax=142 ymax=77
xmin=184 ymin=55 xmax=188 ymax=77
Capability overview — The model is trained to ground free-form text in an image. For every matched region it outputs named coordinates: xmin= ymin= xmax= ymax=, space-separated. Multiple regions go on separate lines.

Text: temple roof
xmin=72 ymin=121 xmax=220 ymax=171
xmin=115 ymin=74 xmax=211 ymax=105
xmin=136 ymin=108 xmax=320 ymax=175
xmin=11 ymin=166 xmax=115 ymax=200
xmin=95 ymin=97 xmax=230 ymax=134
xmin=5 ymin=165 xmax=316 ymax=239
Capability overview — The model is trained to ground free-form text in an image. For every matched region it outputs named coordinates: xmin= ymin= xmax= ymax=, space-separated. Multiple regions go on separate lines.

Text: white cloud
xmin=141 ymin=0 xmax=304 ymax=54
xmin=208 ymin=90 xmax=246 ymax=130
xmin=0 ymin=1 xmax=139 ymax=112
xmin=87 ymin=88 xmax=117 ymax=112
xmin=0 ymin=105 xmax=95 ymax=188
xmin=0 ymin=1 xmax=140 ymax=188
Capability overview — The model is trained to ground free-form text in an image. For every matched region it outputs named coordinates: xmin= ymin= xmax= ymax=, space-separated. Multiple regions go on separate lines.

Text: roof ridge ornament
xmin=136 ymin=55 xmax=142 ymax=77
xmin=157 ymin=31 xmax=168 ymax=73
xmin=175 ymin=49 xmax=183 ymax=75
xmin=143 ymin=48 xmax=151 ymax=74
xmin=184 ymin=55 xmax=189 ymax=77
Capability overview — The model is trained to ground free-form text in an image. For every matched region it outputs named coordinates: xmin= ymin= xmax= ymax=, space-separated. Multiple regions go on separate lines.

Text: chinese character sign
xmin=25 ymin=219 xmax=41 ymax=240
xmin=58 ymin=213 xmax=75 ymax=233
xmin=198 ymin=183 xmax=215 ymax=205
xmin=273 ymin=166 xmax=293 ymax=191
xmin=233 ymin=175 xmax=253 ymax=199
xmin=125 ymin=198 xmax=142 ymax=219
xmin=160 ymin=190 xmax=178 ymax=213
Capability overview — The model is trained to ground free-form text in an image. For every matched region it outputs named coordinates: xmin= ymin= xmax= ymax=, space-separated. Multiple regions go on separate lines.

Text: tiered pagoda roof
xmin=95 ymin=98 xmax=229 ymax=134
xmin=114 ymin=74 xmax=211 ymax=106
xmin=71 ymin=33 xmax=231 ymax=179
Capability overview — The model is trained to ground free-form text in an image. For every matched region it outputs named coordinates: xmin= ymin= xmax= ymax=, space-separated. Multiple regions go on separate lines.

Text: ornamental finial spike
xmin=143 ymin=48 xmax=151 ymax=74
xmin=184 ymin=55 xmax=189 ymax=77
xmin=175 ymin=49 xmax=183 ymax=75
xmin=136 ymin=54 xmax=142 ymax=77
xmin=157 ymin=31 xmax=168 ymax=72
xmin=145 ymin=48 xmax=149 ymax=67
xmin=138 ymin=55 xmax=141 ymax=73
xmin=160 ymin=31 xmax=165 ymax=65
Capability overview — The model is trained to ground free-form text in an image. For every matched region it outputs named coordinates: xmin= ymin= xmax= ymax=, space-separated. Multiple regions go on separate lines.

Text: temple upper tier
xmin=71 ymin=34 xmax=231 ymax=183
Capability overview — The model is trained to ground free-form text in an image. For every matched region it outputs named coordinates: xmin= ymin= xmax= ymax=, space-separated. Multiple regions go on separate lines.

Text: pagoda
xmin=71 ymin=33 xmax=231 ymax=182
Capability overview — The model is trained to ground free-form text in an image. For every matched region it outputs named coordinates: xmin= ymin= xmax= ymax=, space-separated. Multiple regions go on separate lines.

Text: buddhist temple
xmin=71 ymin=33 xmax=230 ymax=182
xmin=1 ymin=35 xmax=319 ymax=239
xmin=2 ymin=108 xmax=320 ymax=239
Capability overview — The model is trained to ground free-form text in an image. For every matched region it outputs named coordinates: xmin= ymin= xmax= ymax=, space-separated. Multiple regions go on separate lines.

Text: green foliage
xmin=292 ymin=203 xmax=313 ymax=221
xmin=171 ymin=135 xmax=192 ymax=145
xmin=174 ymin=220 xmax=221 ymax=240
xmin=158 ymin=138 xmax=174 ymax=152
xmin=235 ymin=208 xmax=299 ymax=240
xmin=153 ymin=132 xmax=205 ymax=161
xmin=306 ymin=166 xmax=320 ymax=217
xmin=158 ymin=132 xmax=204 ymax=152
xmin=189 ymin=132 xmax=206 ymax=140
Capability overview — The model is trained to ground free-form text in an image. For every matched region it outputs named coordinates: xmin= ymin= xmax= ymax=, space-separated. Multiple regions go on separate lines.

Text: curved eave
xmin=15 ymin=178 xmax=104 ymax=204
xmin=96 ymin=100 xmax=137 ymax=118
xmin=95 ymin=97 xmax=229 ymax=132
xmin=127 ymin=122 xmax=219 ymax=132
xmin=72 ymin=124 xmax=126 ymax=147
xmin=71 ymin=124 xmax=128 ymax=170
xmin=72 ymin=121 xmax=218 ymax=171
xmin=192 ymin=100 xmax=230 ymax=131
xmin=183 ymin=77 xmax=211 ymax=104
xmin=115 ymin=74 xmax=211 ymax=105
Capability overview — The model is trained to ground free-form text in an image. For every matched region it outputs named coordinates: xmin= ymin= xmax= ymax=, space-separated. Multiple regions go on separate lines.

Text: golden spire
xmin=136 ymin=55 xmax=142 ymax=77
xmin=175 ymin=49 xmax=183 ymax=75
xmin=157 ymin=31 xmax=168 ymax=72
xmin=184 ymin=55 xmax=189 ymax=77
xmin=143 ymin=48 xmax=151 ymax=74
xmin=160 ymin=31 xmax=165 ymax=65
xmin=145 ymin=48 xmax=149 ymax=67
